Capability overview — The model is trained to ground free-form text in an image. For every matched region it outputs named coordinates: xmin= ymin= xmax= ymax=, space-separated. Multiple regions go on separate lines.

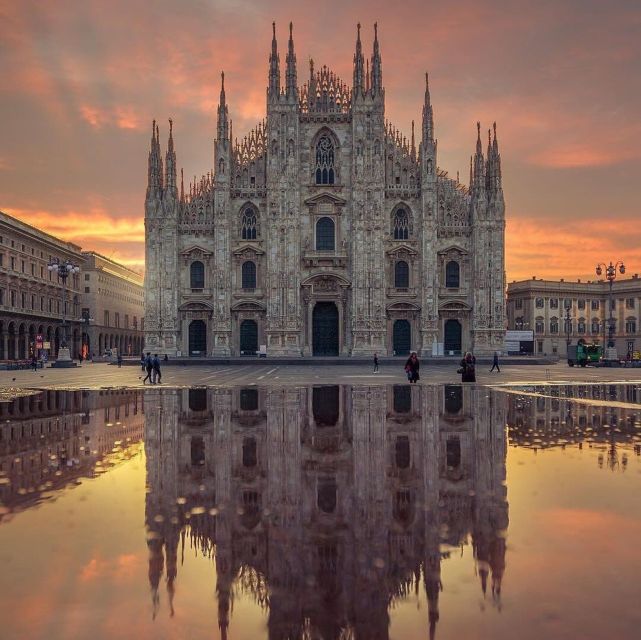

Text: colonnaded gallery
xmin=144 ymin=23 xmax=506 ymax=357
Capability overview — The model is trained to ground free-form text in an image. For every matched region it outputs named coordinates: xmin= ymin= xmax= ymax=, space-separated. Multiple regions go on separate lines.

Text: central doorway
xmin=240 ymin=319 xmax=258 ymax=355
xmin=313 ymin=302 xmax=339 ymax=356
xmin=189 ymin=320 xmax=207 ymax=356
xmin=393 ymin=319 xmax=411 ymax=355
xmin=444 ymin=319 xmax=462 ymax=354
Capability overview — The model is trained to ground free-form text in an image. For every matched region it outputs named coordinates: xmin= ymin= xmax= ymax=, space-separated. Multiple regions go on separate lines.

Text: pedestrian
xmin=459 ymin=351 xmax=476 ymax=382
xmin=142 ymin=352 xmax=153 ymax=384
xmin=163 ymin=353 xmax=169 ymax=362
xmin=117 ymin=353 xmax=123 ymax=368
xmin=152 ymin=354 xmax=162 ymax=384
xmin=489 ymin=351 xmax=501 ymax=373
xmin=140 ymin=353 xmax=146 ymax=371
xmin=78 ymin=352 xmax=83 ymax=363
xmin=373 ymin=352 xmax=379 ymax=373
xmin=404 ymin=351 xmax=420 ymax=384
xmin=31 ymin=353 xmax=38 ymax=372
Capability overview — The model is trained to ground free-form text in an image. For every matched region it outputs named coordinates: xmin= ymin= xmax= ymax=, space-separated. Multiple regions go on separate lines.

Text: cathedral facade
xmin=144 ymin=23 xmax=506 ymax=357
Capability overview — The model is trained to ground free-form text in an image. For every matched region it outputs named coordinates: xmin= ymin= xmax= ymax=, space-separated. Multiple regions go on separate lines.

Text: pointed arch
xmin=240 ymin=202 xmax=259 ymax=240
xmin=391 ymin=203 xmax=413 ymax=240
xmin=312 ymin=127 xmax=340 ymax=185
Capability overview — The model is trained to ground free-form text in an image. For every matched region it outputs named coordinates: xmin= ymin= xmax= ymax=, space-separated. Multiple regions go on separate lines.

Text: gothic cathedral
xmin=144 ymin=23 xmax=506 ymax=357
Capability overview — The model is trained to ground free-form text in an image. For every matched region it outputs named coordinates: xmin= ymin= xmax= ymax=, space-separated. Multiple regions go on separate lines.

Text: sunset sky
xmin=1 ymin=0 xmax=639 ymax=280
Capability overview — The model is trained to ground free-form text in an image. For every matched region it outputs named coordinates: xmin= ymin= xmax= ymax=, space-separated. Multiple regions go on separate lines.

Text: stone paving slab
xmin=1 ymin=361 xmax=641 ymax=392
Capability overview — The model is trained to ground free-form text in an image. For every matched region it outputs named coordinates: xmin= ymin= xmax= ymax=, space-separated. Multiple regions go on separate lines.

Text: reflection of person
xmin=404 ymin=352 xmax=420 ymax=383
xmin=459 ymin=352 xmax=476 ymax=382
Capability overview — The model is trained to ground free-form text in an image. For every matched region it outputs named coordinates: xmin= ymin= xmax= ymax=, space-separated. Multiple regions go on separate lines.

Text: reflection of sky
xmin=1 ymin=0 xmax=640 ymax=279
xmin=0 ymin=387 xmax=640 ymax=639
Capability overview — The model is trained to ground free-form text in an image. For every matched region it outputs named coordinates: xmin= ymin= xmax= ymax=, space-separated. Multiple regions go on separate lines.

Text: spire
xmin=308 ymin=58 xmax=316 ymax=110
xmin=422 ymin=72 xmax=434 ymax=142
xmin=216 ymin=72 xmax=229 ymax=145
xmin=411 ymin=120 xmax=416 ymax=159
xmin=353 ymin=22 xmax=365 ymax=97
xmin=268 ymin=22 xmax=280 ymax=100
xmin=147 ymin=119 xmax=164 ymax=198
xmin=285 ymin=22 xmax=297 ymax=100
xmin=473 ymin=122 xmax=486 ymax=196
xmin=371 ymin=22 xmax=383 ymax=95
xmin=164 ymin=118 xmax=176 ymax=195
xmin=489 ymin=121 xmax=502 ymax=193
xmin=180 ymin=168 xmax=184 ymax=201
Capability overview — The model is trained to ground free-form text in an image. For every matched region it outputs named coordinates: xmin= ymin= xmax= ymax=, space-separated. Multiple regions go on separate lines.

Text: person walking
xmin=140 ymin=353 xmax=146 ymax=371
xmin=459 ymin=352 xmax=476 ymax=382
xmin=152 ymin=354 xmax=162 ymax=384
xmin=373 ymin=352 xmax=379 ymax=373
xmin=489 ymin=351 xmax=501 ymax=373
xmin=31 ymin=353 xmax=38 ymax=372
xmin=117 ymin=353 xmax=123 ymax=368
xmin=404 ymin=352 xmax=420 ymax=383
xmin=142 ymin=352 xmax=153 ymax=384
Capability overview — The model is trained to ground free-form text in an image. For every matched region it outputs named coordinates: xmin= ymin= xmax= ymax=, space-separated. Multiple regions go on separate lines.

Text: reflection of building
xmin=0 ymin=390 xmax=144 ymax=519
xmin=144 ymin=384 xmax=508 ymax=638
xmin=507 ymin=276 xmax=641 ymax=357
xmin=145 ymin=24 xmax=506 ymax=358
xmin=81 ymin=251 xmax=145 ymax=358
xmin=507 ymin=384 xmax=641 ymax=458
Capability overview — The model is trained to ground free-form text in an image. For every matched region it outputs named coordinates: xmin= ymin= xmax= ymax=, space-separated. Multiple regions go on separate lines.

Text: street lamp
xmin=564 ymin=300 xmax=572 ymax=353
xmin=48 ymin=258 xmax=80 ymax=365
xmin=595 ymin=260 xmax=625 ymax=352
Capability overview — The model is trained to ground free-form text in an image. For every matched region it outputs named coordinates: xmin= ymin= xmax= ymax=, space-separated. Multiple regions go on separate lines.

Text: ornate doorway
xmin=189 ymin=320 xmax=207 ymax=356
xmin=240 ymin=320 xmax=258 ymax=355
xmin=393 ymin=319 xmax=411 ymax=355
xmin=313 ymin=302 xmax=339 ymax=356
xmin=444 ymin=319 xmax=462 ymax=354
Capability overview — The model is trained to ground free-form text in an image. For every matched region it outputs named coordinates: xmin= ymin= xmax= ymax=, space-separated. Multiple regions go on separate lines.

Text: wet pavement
xmin=1 ymin=383 xmax=641 ymax=639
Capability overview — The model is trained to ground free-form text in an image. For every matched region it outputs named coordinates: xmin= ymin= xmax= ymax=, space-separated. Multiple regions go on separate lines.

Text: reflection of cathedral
xmin=144 ymin=385 xmax=509 ymax=639
xmin=0 ymin=390 xmax=144 ymax=520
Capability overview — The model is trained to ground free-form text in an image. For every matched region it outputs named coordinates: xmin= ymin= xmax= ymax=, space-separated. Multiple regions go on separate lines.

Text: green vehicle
xmin=567 ymin=339 xmax=602 ymax=367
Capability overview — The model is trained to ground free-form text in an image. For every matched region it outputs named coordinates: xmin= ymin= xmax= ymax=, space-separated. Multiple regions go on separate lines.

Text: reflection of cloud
xmin=80 ymin=553 xmax=141 ymax=582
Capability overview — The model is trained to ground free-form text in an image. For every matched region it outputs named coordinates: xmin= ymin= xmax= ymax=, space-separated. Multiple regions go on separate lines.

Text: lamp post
xmin=48 ymin=258 xmax=80 ymax=366
xmin=595 ymin=260 xmax=625 ymax=354
xmin=564 ymin=301 xmax=572 ymax=355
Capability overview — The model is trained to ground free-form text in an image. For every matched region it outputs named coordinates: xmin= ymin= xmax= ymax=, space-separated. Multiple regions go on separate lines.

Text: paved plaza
xmin=2 ymin=359 xmax=641 ymax=391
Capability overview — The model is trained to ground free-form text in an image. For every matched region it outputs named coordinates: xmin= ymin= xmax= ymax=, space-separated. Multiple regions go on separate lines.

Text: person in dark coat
xmin=373 ymin=352 xmax=379 ymax=373
xmin=140 ymin=354 xmax=146 ymax=371
xmin=142 ymin=352 xmax=153 ymax=384
xmin=404 ymin=352 xmax=420 ymax=383
xmin=152 ymin=354 xmax=162 ymax=384
xmin=489 ymin=351 xmax=500 ymax=373
xmin=459 ymin=352 xmax=476 ymax=382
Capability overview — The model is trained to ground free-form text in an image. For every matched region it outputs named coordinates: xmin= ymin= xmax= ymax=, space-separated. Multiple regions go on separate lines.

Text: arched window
xmin=190 ymin=261 xmax=204 ymax=289
xmin=445 ymin=261 xmax=460 ymax=288
xmin=395 ymin=261 xmax=409 ymax=288
xmin=535 ymin=316 xmax=544 ymax=333
xmin=315 ymin=135 xmax=335 ymax=185
xmin=241 ymin=261 xmax=256 ymax=289
xmin=392 ymin=208 xmax=409 ymax=240
xmin=241 ymin=207 xmax=258 ymax=240
xmin=550 ymin=316 xmax=559 ymax=333
xmin=316 ymin=217 xmax=335 ymax=251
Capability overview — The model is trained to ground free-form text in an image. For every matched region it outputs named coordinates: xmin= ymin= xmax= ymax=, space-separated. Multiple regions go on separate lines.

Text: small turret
xmin=268 ymin=22 xmax=280 ymax=101
xmin=422 ymin=72 xmax=434 ymax=142
xmin=285 ymin=22 xmax=297 ymax=101
xmin=215 ymin=72 xmax=230 ymax=181
xmin=370 ymin=22 xmax=383 ymax=96
xmin=147 ymin=120 xmax=163 ymax=200
xmin=472 ymin=122 xmax=486 ymax=198
xmin=353 ymin=23 xmax=365 ymax=99
xmin=164 ymin=118 xmax=177 ymax=198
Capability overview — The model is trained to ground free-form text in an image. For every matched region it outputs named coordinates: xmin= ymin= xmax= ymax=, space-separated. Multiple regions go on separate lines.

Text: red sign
xmin=35 ymin=334 xmax=43 ymax=349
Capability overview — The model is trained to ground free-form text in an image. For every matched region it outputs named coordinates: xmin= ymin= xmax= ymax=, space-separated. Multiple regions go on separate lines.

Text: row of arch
xmin=236 ymin=205 xmax=422 ymax=242
xmin=0 ymin=319 xmax=143 ymax=360
xmin=189 ymin=257 xmax=461 ymax=290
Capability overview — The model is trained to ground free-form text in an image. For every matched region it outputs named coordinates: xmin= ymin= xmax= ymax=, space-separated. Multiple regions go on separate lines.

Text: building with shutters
xmin=144 ymin=23 xmax=506 ymax=357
